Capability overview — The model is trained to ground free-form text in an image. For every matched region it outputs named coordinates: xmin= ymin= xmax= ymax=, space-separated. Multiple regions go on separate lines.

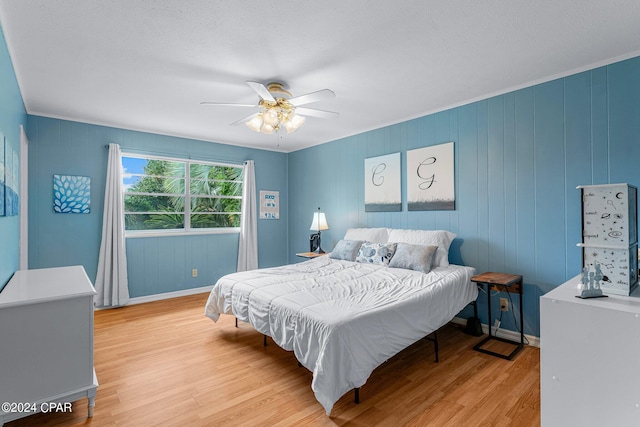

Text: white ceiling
xmin=1 ymin=1 xmax=639 ymax=153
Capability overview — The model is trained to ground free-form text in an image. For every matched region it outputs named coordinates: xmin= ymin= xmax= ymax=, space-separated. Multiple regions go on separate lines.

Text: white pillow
xmin=343 ymin=227 xmax=390 ymax=243
xmin=387 ymin=229 xmax=456 ymax=268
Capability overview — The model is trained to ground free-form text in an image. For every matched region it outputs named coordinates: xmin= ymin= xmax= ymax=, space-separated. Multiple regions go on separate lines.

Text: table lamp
xmin=309 ymin=207 xmax=329 ymax=253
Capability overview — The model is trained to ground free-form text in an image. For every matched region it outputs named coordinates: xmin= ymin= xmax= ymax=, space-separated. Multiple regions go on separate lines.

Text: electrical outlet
xmin=500 ymin=297 xmax=508 ymax=311
xmin=192 ymin=269 xmax=198 ymax=277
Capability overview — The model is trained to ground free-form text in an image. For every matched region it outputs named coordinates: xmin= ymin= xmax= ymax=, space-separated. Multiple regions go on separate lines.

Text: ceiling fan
xmin=201 ymin=81 xmax=339 ymax=134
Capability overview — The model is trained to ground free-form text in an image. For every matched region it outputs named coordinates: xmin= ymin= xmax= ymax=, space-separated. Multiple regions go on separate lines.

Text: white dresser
xmin=0 ymin=266 xmax=98 ymax=425
xmin=540 ymin=275 xmax=640 ymax=426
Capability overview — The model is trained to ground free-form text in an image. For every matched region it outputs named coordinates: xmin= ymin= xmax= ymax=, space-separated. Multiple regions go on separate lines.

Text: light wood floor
xmin=7 ymin=293 xmax=540 ymax=427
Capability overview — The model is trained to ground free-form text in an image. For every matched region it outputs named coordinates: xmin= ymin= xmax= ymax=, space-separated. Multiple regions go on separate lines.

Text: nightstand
xmin=471 ymin=272 xmax=524 ymax=360
xmin=296 ymin=251 xmax=329 ymax=259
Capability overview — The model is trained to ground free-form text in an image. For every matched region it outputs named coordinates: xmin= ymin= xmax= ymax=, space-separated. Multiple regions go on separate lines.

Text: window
xmin=122 ymin=154 xmax=243 ymax=234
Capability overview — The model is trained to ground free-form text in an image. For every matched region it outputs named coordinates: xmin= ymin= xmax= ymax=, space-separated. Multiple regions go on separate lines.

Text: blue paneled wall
xmin=8 ymin=12 xmax=640 ymax=338
xmin=27 ymin=116 xmax=288 ymax=297
xmin=288 ymin=56 xmax=640 ymax=337
xmin=0 ymin=25 xmax=27 ymax=287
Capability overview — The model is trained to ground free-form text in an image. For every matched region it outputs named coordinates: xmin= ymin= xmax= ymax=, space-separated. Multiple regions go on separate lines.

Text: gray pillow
xmin=355 ymin=242 xmax=397 ymax=266
xmin=389 ymin=243 xmax=438 ymax=273
xmin=330 ymin=240 xmax=364 ymax=261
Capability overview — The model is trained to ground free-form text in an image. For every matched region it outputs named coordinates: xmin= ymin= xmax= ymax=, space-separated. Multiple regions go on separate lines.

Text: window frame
xmin=122 ymin=152 xmax=243 ymax=238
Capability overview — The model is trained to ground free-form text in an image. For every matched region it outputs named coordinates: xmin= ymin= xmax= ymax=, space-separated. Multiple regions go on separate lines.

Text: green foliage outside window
xmin=123 ymin=156 xmax=243 ymax=232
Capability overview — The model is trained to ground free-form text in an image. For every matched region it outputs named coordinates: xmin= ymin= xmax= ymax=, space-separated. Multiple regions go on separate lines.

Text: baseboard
xmin=128 ymin=285 xmax=214 ymax=305
xmin=95 ymin=285 xmax=214 ymax=310
xmin=452 ymin=317 xmax=540 ymax=348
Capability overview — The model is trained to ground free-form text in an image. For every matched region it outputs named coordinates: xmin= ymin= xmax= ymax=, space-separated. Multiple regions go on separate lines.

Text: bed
xmin=205 ymin=228 xmax=477 ymax=415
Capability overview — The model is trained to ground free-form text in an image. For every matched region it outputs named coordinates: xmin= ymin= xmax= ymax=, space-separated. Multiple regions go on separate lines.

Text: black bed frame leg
xmin=263 ymin=335 xmax=267 ymax=346
xmin=354 ymin=388 xmax=360 ymax=404
xmin=433 ymin=330 xmax=439 ymax=363
xmin=235 ymin=318 xmax=238 ymax=328
xmin=425 ymin=329 xmax=440 ymax=362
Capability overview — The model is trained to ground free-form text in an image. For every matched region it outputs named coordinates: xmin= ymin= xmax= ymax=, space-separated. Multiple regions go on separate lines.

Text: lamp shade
xmin=261 ymin=124 xmax=275 ymax=134
xmin=246 ymin=114 xmax=263 ymax=132
xmin=309 ymin=211 xmax=329 ymax=231
xmin=262 ymin=109 xmax=279 ymax=126
xmin=285 ymin=113 xmax=305 ymax=134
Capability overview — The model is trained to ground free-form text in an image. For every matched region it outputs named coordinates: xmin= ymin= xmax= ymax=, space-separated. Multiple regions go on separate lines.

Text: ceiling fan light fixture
xmin=285 ymin=113 xmax=305 ymax=134
xmin=246 ymin=114 xmax=263 ymax=132
xmin=262 ymin=108 xmax=279 ymax=126
xmin=218 ymin=81 xmax=336 ymax=135
xmin=261 ymin=123 xmax=276 ymax=134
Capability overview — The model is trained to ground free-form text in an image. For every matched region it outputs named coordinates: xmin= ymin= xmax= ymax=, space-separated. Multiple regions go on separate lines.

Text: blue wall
xmin=0 ymin=25 xmax=27 ymax=287
xmin=27 ymin=116 xmax=288 ymax=297
xmin=9 ymin=17 xmax=640 ymax=337
xmin=288 ymin=56 xmax=640 ymax=337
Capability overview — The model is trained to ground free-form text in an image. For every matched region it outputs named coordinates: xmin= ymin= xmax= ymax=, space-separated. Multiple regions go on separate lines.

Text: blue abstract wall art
xmin=53 ymin=174 xmax=91 ymax=213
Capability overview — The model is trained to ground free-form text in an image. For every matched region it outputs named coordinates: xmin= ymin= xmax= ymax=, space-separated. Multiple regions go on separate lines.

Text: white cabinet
xmin=540 ymin=275 xmax=640 ymax=426
xmin=0 ymin=266 xmax=98 ymax=425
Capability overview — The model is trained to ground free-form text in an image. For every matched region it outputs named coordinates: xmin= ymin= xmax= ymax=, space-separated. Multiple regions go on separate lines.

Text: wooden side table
xmin=296 ymin=252 xmax=329 ymax=259
xmin=471 ymin=272 xmax=524 ymax=360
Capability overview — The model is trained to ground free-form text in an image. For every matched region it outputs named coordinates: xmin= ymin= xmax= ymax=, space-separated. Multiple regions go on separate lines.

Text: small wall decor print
xmin=4 ymin=138 xmax=19 ymax=216
xmin=53 ymin=175 xmax=91 ymax=213
xmin=365 ymin=153 xmax=402 ymax=212
xmin=407 ymin=142 xmax=455 ymax=210
xmin=0 ymin=137 xmax=5 ymax=217
xmin=259 ymin=190 xmax=279 ymax=219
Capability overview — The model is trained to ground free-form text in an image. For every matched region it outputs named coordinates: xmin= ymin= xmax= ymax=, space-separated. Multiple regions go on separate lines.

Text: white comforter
xmin=205 ymin=256 xmax=477 ymax=415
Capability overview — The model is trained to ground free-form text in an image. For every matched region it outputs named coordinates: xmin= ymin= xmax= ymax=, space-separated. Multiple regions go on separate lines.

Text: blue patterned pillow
xmin=355 ymin=242 xmax=397 ymax=266
xmin=330 ymin=240 xmax=364 ymax=261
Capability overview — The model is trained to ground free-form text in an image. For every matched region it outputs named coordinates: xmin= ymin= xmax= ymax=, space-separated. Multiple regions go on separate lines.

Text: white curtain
xmin=237 ymin=160 xmax=258 ymax=271
xmin=95 ymin=143 xmax=130 ymax=307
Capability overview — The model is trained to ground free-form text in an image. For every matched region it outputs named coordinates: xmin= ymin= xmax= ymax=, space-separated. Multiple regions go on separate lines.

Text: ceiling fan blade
xmin=230 ymin=112 xmax=259 ymax=126
xmin=296 ymin=107 xmax=339 ymax=119
xmin=200 ymin=102 xmax=258 ymax=108
xmin=288 ymin=89 xmax=335 ymax=106
xmin=246 ymin=81 xmax=276 ymax=102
